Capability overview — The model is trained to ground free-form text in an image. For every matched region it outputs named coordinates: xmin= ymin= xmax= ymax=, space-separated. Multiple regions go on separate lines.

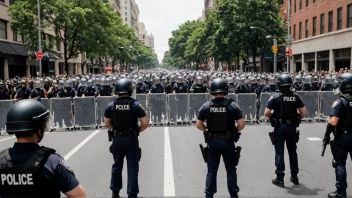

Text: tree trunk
xmin=252 ymin=47 xmax=257 ymax=72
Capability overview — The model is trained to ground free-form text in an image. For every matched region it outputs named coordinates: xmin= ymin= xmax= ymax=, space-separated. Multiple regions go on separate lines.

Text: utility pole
xmin=274 ymin=37 xmax=278 ymax=73
xmin=287 ymin=0 xmax=291 ymax=72
xmin=37 ymin=0 xmax=42 ymax=77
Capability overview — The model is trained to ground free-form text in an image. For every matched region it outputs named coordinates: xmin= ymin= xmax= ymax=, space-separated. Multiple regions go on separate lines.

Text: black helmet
xmin=6 ymin=100 xmax=49 ymax=139
xmin=115 ymin=78 xmax=132 ymax=96
xmin=337 ymin=73 xmax=352 ymax=94
xmin=277 ymin=74 xmax=293 ymax=87
xmin=210 ymin=78 xmax=228 ymax=95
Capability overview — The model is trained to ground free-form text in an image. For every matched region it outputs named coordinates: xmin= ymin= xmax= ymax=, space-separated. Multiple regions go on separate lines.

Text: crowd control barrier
xmin=0 ymin=91 xmax=339 ymax=133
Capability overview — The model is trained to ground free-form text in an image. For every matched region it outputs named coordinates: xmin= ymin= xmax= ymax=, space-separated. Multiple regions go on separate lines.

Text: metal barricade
xmin=73 ymin=97 xmax=96 ymax=128
xmin=297 ymin=91 xmax=320 ymax=121
xmin=189 ymin=93 xmax=212 ymax=123
xmin=96 ymin=96 xmax=118 ymax=127
xmin=237 ymin=93 xmax=257 ymax=122
xmin=226 ymin=93 xmax=238 ymax=103
xmin=259 ymin=93 xmax=272 ymax=121
xmin=148 ymin=93 xmax=167 ymax=125
xmin=40 ymin=98 xmax=51 ymax=111
xmin=0 ymin=100 xmax=16 ymax=132
xmin=51 ymin=98 xmax=74 ymax=129
xmin=168 ymin=94 xmax=189 ymax=123
xmin=319 ymin=91 xmax=336 ymax=121
xmin=136 ymin=94 xmax=148 ymax=113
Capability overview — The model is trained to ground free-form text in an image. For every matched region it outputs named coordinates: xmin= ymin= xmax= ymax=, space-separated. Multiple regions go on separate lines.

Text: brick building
xmin=283 ymin=0 xmax=352 ymax=72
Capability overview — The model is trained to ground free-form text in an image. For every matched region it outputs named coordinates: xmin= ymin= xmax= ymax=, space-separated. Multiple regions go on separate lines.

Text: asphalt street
xmin=0 ymin=123 xmax=351 ymax=198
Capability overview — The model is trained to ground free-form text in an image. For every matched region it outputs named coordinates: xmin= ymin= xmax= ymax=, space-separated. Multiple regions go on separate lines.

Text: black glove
xmin=323 ymin=135 xmax=330 ymax=145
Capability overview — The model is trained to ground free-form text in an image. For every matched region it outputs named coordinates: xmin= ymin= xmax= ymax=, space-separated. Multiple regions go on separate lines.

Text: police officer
xmin=0 ymin=100 xmax=86 ymax=197
xmin=59 ymin=80 xmax=76 ymax=98
xmin=30 ymin=80 xmax=46 ymax=101
xmin=104 ymin=78 xmax=149 ymax=198
xmin=77 ymin=78 xmax=87 ymax=97
xmin=136 ymin=76 xmax=149 ymax=94
xmin=47 ymin=80 xmax=59 ymax=99
xmin=191 ymin=76 xmax=208 ymax=93
xmin=264 ymin=74 xmax=307 ymax=187
xmin=197 ymin=78 xmax=245 ymax=198
xmin=0 ymin=81 xmax=10 ymax=100
xmin=14 ymin=80 xmax=31 ymax=100
xmin=323 ymin=73 xmax=352 ymax=198
xmin=173 ymin=76 xmax=189 ymax=93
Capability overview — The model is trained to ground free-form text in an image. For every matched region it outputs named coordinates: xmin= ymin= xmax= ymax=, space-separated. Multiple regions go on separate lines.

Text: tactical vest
xmin=136 ymin=84 xmax=145 ymax=94
xmin=207 ymin=99 xmax=233 ymax=132
xmin=321 ymin=84 xmax=333 ymax=91
xmin=336 ymin=94 xmax=352 ymax=129
xmin=112 ymin=98 xmax=138 ymax=131
xmin=35 ymin=88 xmax=45 ymax=98
xmin=19 ymin=88 xmax=30 ymax=99
xmin=85 ymin=87 xmax=95 ymax=96
xmin=175 ymin=83 xmax=187 ymax=93
xmin=194 ymin=84 xmax=206 ymax=93
xmin=272 ymin=91 xmax=298 ymax=119
xmin=153 ymin=85 xmax=164 ymax=93
xmin=0 ymin=146 xmax=59 ymax=198
xmin=77 ymin=86 xmax=86 ymax=97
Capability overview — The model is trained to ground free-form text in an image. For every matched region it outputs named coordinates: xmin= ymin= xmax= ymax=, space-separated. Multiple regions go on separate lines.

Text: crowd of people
xmin=0 ymin=68 xmax=348 ymax=101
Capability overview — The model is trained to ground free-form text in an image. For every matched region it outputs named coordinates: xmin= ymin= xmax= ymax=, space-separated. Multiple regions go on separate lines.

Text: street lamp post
xmin=287 ymin=0 xmax=291 ymax=72
xmin=37 ymin=0 xmax=42 ymax=77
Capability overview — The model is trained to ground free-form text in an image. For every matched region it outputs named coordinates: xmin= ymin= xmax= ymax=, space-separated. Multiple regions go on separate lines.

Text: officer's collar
xmin=12 ymin=143 xmax=40 ymax=151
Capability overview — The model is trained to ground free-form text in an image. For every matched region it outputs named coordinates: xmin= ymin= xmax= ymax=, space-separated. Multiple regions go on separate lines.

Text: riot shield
xmin=136 ymin=94 xmax=148 ymax=113
xmin=297 ymin=91 xmax=320 ymax=121
xmin=51 ymin=98 xmax=74 ymax=130
xmin=148 ymin=93 xmax=167 ymax=125
xmin=73 ymin=97 xmax=96 ymax=128
xmin=237 ymin=93 xmax=257 ymax=122
xmin=259 ymin=93 xmax=272 ymax=121
xmin=168 ymin=94 xmax=189 ymax=124
xmin=319 ymin=91 xmax=336 ymax=121
xmin=0 ymin=100 xmax=16 ymax=132
xmin=226 ymin=93 xmax=238 ymax=103
xmin=96 ymin=96 xmax=118 ymax=127
xmin=189 ymin=93 xmax=212 ymax=123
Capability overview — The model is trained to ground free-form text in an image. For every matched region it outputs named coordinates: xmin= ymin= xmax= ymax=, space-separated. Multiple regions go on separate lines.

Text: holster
xmin=234 ymin=146 xmax=242 ymax=166
xmin=108 ymin=130 xmax=113 ymax=142
xmin=269 ymin=132 xmax=276 ymax=145
xmin=296 ymin=130 xmax=300 ymax=143
xmin=330 ymin=140 xmax=336 ymax=168
xmin=233 ymin=129 xmax=241 ymax=143
xmin=270 ymin=118 xmax=278 ymax=128
xmin=199 ymin=144 xmax=208 ymax=163
xmin=137 ymin=147 xmax=142 ymax=162
xmin=203 ymin=131 xmax=212 ymax=143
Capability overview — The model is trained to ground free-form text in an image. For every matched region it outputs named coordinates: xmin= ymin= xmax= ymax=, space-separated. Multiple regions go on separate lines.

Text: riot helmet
xmin=35 ymin=80 xmax=41 ymax=89
xmin=210 ymin=78 xmax=228 ymax=95
xmin=227 ymin=77 xmax=234 ymax=84
xmin=81 ymin=78 xmax=87 ymax=86
xmin=115 ymin=78 xmax=133 ymax=96
xmin=137 ymin=76 xmax=144 ymax=84
xmin=0 ymin=81 xmax=4 ymax=89
xmin=20 ymin=80 xmax=26 ymax=88
xmin=177 ymin=76 xmax=183 ymax=83
xmin=334 ymin=73 xmax=352 ymax=95
xmin=302 ymin=75 xmax=312 ymax=84
xmin=268 ymin=77 xmax=276 ymax=85
xmin=58 ymin=80 xmax=64 ymax=89
xmin=87 ymin=79 xmax=93 ymax=87
xmin=106 ymin=77 xmax=111 ymax=85
xmin=64 ymin=80 xmax=73 ymax=90
xmin=154 ymin=77 xmax=161 ymax=84
xmin=6 ymin=100 xmax=50 ymax=142
xmin=170 ymin=75 xmax=176 ymax=83
xmin=250 ymin=77 xmax=258 ymax=85
xmin=196 ymin=76 xmax=203 ymax=84
xmin=277 ymin=74 xmax=293 ymax=89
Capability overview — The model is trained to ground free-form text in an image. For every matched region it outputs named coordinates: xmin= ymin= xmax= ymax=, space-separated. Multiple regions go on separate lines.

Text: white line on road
xmin=307 ymin=137 xmax=322 ymax=141
xmin=164 ymin=127 xmax=175 ymax=197
xmin=64 ymin=130 xmax=100 ymax=160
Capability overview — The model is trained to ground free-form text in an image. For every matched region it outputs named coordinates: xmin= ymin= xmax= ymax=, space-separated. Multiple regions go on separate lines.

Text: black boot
xmin=290 ymin=176 xmax=299 ymax=185
xmin=112 ymin=192 xmax=120 ymax=198
xmin=272 ymin=178 xmax=284 ymax=187
xmin=328 ymin=191 xmax=347 ymax=198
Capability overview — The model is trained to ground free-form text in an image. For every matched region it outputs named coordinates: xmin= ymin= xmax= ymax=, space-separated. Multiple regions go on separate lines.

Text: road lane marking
xmin=164 ymin=127 xmax=175 ymax=197
xmin=64 ymin=130 xmax=100 ymax=160
xmin=307 ymin=137 xmax=322 ymax=141
xmin=0 ymin=132 xmax=50 ymax=143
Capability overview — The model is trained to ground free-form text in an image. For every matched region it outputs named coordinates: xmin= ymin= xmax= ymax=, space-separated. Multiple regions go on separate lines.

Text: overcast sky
xmin=135 ymin=0 xmax=204 ymax=63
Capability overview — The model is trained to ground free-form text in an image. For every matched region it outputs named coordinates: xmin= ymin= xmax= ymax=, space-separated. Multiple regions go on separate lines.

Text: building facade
xmin=0 ymin=0 xmax=86 ymax=79
xmin=204 ymin=0 xmax=217 ymax=16
xmin=121 ymin=0 xmax=140 ymax=36
xmin=284 ymin=0 xmax=352 ymax=72
xmin=109 ymin=0 xmax=122 ymax=16
xmin=146 ymin=34 xmax=154 ymax=51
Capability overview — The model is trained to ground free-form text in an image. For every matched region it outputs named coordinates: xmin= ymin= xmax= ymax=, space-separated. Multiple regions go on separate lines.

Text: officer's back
xmin=0 ymin=100 xmax=86 ymax=198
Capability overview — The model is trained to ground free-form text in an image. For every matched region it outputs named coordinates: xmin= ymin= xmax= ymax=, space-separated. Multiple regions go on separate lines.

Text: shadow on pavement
xmin=286 ymin=183 xmax=324 ymax=196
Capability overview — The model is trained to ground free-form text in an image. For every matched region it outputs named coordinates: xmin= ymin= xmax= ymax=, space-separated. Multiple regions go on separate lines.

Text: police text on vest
xmin=210 ymin=107 xmax=226 ymax=113
xmin=283 ymin=97 xmax=296 ymax=101
xmin=1 ymin=174 xmax=33 ymax=185
xmin=116 ymin=105 xmax=130 ymax=110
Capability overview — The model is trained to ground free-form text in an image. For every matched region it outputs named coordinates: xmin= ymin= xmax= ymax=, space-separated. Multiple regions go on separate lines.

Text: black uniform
xmin=100 ymin=85 xmax=113 ymax=96
xmin=136 ymin=83 xmax=149 ymax=94
xmin=77 ymin=85 xmax=86 ymax=97
xmin=173 ymin=83 xmax=188 ymax=93
xmin=198 ymin=98 xmax=242 ymax=197
xmin=0 ymin=87 xmax=10 ymax=100
xmin=16 ymin=87 xmax=31 ymax=100
xmin=104 ymin=97 xmax=146 ymax=197
xmin=150 ymin=84 xmax=164 ymax=93
xmin=30 ymin=88 xmax=45 ymax=100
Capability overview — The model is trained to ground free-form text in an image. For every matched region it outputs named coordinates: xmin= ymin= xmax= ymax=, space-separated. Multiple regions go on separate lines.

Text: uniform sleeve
xmin=330 ymin=99 xmax=343 ymax=118
xmin=295 ymin=94 xmax=305 ymax=108
xmin=197 ymin=102 xmax=208 ymax=121
xmin=104 ymin=101 xmax=115 ymax=118
xmin=45 ymin=154 xmax=79 ymax=193
xmin=230 ymin=102 xmax=243 ymax=120
xmin=133 ymin=101 xmax=147 ymax=118
xmin=266 ymin=94 xmax=275 ymax=109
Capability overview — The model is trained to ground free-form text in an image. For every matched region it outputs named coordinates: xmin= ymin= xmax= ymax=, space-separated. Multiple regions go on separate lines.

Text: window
xmin=299 ymin=22 xmax=302 ymax=39
xmin=348 ymin=4 xmax=352 ymax=28
xmin=0 ymin=20 xmax=7 ymax=39
xmin=294 ymin=0 xmax=296 ymax=13
xmin=12 ymin=29 xmax=22 ymax=42
xmin=313 ymin=0 xmax=316 ymax=3
xmin=289 ymin=26 xmax=291 ymax=35
xmin=299 ymin=0 xmax=302 ymax=10
xmin=313 ymin=17 xmax=317 ymax=36
xmin=56 ymin=37 xmax=61 ymax=51
xmin=306 ymin=0 xmax=308 ymax=7
xmin=305 ymin=20 xmax=309 ymax=38
xmin=293 ymin=24 xmax=296 ymax=40
xmin=9 ymin=0 xmax=15 ymax=5
xmin=320 ymin=13 xmax=325 ymax=34
xmin=337 ymin=7 xmax=342 ymax=30
xmin=125 ymin=17 xmax=127 ymax=21
xmin=328 ymin=11 xmax=333 ymax=32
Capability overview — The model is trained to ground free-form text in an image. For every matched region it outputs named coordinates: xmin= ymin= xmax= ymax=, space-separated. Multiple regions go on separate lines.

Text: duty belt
xmin=278 ymin=118 xmax=298 ymax=125
xmin=111 ymin=130 xmax=134 ymax=137
xmin=337 ymin=128 xmax=352 ymax=137
xmin=211 ymin=132 xmax=231 ymax=139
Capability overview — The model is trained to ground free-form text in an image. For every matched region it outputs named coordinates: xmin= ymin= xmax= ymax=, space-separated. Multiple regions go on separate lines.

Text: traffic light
xmin=286 ymin=48 xmax=292 ymax=57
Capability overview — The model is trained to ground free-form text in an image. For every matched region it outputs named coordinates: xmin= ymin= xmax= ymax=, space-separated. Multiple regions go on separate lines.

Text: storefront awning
xmin=30 ymin=51 xmax=60 ymax=60
xmin=9 ymin=43 xmax=29 ymax=57
xmin=0 ymin=41 xmax=18 ymax=56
